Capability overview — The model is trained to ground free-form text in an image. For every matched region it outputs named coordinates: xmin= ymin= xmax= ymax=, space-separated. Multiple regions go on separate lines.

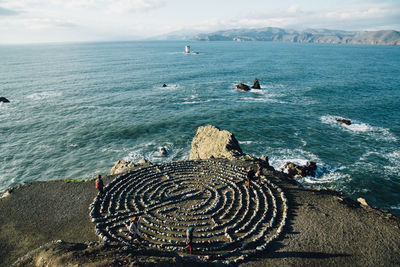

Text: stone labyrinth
xmin=90 ymin=160 xmax=288 ymax=264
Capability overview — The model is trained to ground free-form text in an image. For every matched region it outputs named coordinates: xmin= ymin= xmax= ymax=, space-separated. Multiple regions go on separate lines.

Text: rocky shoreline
xmin=1 ymin=125 xmax=400 ymax=266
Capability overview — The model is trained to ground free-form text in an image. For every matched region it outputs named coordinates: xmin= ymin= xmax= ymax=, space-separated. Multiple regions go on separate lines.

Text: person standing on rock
xmin=246 ymin=166 xmax=255 ymax=189
xmin=184 ymin=226 xmax=194 ymax=253
xmin=95 ymin=175 xmax=104 ymax=196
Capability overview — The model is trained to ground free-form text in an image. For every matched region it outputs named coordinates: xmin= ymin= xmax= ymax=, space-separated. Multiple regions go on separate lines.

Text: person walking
xmin=95 ymin=174 xmax=104 ymax=195
xmin=128 ymin=216 xmax=142 ymax=241
xmin=255 ymin=161 xmax=264 ymax=184
xmin=246 ymin=166 xmax=255 ymax=189
xmin=184 ymin=226 xmax=194 ymax=253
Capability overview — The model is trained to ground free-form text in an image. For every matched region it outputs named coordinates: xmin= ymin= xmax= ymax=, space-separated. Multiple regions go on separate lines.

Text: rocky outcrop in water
xmin=284 ymin=161 xmax=317 ymax=177
xmin=252 ymin=78 xmax=261 ymax=89
xmin=189 ymin=125 xmax=244 ymax=160
xmin=336 ymin=118 xmax=351 ymax=125
xmin=236 ymin=83 xmax=250 ymax=92
xmin=0 ymin=97 xmax=10 ymax=103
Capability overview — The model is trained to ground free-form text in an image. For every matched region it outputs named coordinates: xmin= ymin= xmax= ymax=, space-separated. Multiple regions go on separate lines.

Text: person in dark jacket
xmin=246 ymin=167 xmax=255 ymax=189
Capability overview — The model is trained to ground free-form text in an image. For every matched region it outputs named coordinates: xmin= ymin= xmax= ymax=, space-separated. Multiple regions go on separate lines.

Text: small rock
xmin=252 ymin=78 xmax=261 ymax=89
xmin=0 ymin=97 xmax=10 ymax=103
xmin=357 ymin=197 xmax=369 ymax=207
xmin=236 ymin=83 xmax=250 ymax=92
xmin=0 ymin=190 xmax=11 ymax=199
xmin=138 ymin=158 xmax=149 ymax=165
xmin=162 ymin=84 xmax=167 ymax=88
xmin=336 ymin=118 xmax=351 ymax=125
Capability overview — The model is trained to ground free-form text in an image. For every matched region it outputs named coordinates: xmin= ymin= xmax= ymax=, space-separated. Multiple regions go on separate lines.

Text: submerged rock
xmin=0 ymin=97 xmax=10 ymax=103
xmin=189 ymin=125 xmax=243 ymax=160
xmin=236 ymin=83 xmax=250 ymax=92
xmin=252 ymin=78 xmax=261 ymax=89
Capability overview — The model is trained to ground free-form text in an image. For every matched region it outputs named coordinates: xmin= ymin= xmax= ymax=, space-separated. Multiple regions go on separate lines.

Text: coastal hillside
xmin=193 ymin=27 xmax=400 ymax=45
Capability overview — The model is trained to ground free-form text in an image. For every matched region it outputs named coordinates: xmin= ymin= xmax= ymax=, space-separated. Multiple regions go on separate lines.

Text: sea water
xmin=0 ymin=41 xmax=399 ymax=215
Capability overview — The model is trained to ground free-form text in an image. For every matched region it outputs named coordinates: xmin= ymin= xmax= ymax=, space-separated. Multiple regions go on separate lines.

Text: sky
xmin=0 ymin=0 xmax=399 ymax=44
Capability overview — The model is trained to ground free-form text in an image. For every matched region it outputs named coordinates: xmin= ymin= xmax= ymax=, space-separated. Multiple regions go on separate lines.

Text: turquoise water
xmin=0 ymin=41 xmax=399 ymax=214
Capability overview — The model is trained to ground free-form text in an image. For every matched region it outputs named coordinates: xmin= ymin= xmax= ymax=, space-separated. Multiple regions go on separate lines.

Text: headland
xmin=1 ymin=125 xmax=399 ymax=266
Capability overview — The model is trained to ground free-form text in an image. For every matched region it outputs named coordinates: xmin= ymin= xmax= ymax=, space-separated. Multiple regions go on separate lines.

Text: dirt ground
xmin=1 ymin=163 xmax=399 ymax=266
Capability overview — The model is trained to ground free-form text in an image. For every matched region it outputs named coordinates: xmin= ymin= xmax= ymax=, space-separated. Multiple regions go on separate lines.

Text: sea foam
xmin=321 ymin=115 xmax=397 ymax=142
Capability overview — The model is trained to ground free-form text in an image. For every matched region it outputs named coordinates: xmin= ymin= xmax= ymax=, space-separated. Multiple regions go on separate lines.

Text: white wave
xmin=0 ymin=102 xmax=8 ymax=110
xmin=358 ymin=150 xmax=400 ymax=177
xmin=181 ymin=99 xmax=213 ymax=105
xmin=269 ymin=148 xmax=320 ymax=171
xmin=158 ymin=83 xmax=180 ymax=90
xmin=239 ymin=97 xmax=285 ymax=104
xmin=239 ymin=141 xmax=255 ymax=145
xmin=389 ymin=204 xmax=400 ymax=210
xmin=298 ymin=170 xmax=352 ymax=186
xmin=36 ymin=144 xmax=50 ymax=150
xmin=269 ymin=147 xmax=352 ymax=189
xmin=27 ymin=91 xmax=62 ymax=101
xmin=123 ymin=142 xmax=188 ymax=164
xmin=320 ymin=115 xmax=397 ymax=142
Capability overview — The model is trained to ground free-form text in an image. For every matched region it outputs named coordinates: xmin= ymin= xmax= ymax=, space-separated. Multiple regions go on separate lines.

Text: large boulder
xmin=110 ymin=160 xmax=136 ymax=175
xmin=0 ymin=97 xmax=10 ymax=103
xmin=252 ymin=78 xmax=261 ymax=89
xmin=236 ymin=83 xmax=250 ymax=92
xmin=189 ymin=125 xmax=243 ymax=160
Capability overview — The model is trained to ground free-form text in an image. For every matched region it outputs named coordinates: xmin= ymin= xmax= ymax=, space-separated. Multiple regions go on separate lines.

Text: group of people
xmin=246 ymin=161 xmax=266 ymax=189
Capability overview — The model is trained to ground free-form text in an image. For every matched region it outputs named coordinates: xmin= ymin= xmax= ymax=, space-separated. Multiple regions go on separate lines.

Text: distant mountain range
xmin=190 ymin=27 xmax=400 ymax=46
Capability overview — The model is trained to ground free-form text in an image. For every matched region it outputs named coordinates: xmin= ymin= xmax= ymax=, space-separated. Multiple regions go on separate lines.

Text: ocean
xmin=0 ymin=41 xmax=399 ymax=215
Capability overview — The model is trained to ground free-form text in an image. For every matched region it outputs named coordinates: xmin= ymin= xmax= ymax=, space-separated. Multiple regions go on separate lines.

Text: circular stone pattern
xmin=90 ymin=160 xmax=288 ymax=264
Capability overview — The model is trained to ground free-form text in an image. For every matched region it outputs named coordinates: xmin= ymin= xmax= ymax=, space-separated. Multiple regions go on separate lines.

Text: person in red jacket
xmin=95 ymin=174 xmax=104 ymax=195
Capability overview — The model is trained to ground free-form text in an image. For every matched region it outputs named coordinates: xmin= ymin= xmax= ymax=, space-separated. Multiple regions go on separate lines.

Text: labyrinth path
xmin=90 ymin=160 xmax=288 ymax=264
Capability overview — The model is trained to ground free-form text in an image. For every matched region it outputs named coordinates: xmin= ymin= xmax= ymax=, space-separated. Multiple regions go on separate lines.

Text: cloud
xmin=0 ymin=6 xmax=19 ymax=16
xmin=188 ymin=2 xmax=400 ymax=32
xmin=107 ymin=0 xmax=165 ymax=13
xmin=50 ymin=0 xmax=96 ymax=9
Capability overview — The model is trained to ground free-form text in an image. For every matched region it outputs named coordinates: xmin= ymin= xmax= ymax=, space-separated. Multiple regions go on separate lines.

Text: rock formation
xmin=162 ymin=84 xmax=167 ymax=88
xmin=189 ymin=125 xmax=243 ymax=160
xmin=236 ymin=83 xmax=250 ymax=92
xmin=110 ymin=160 xmax=136 ymax=175
xmin=0 ymin=97 xmax=10 ymax=103
xmin=284 ymin=161 xmax=317 ymax=177
xmin=336 ymin=118 xmax=351 ymax=125
xmin=357 ymin=197 xmax=369 ymax=207
xmin=252 ymin=78 xmax=261 ymax=89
